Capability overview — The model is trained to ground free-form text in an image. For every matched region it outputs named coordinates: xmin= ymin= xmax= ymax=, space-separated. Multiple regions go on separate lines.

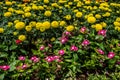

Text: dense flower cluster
xmin=0 ymin=0 xmax=120 ymax=79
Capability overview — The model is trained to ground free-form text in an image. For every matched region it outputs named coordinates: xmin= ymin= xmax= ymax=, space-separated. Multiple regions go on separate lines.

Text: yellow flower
xmin=25 ymin=25 xmax=32 ymax=31
xmin=51 ymin=3 xmax=58 ymax=7
xmin=50 ymin=37 xmax=55 ymax=42
xmin=40 ymin=27 xmax=46 ymax=32
xmin=15 ymin=22 xmax=25 ymax=30
xmin=7 ymin=22 xmax=13 ymax=27
xmin=66 ymin=25 xmax=74 ymax=32
xmin=18 ymin=35 xmax=26 ymax=41
xmin=29 ymin=21 xmax=36 ymax=27
xmin=95 ymin=24 xmax=103 ymax=31
xmin=44 ymin=11 xmax=52 ymax=17
xmin=42 ymin=21 xmax=50 ymax=29
xmin=8 ymin=8 xmax=14 ymax=12
xmin=60 ymin=21 xmax=66 ymax=27
xmin=24 ymin=12 xmax=31 ymax=17
xmin=101 ymin=22 xmax=107 ymax=28
xmin=114 ymin=22 xmax=120 ymax=26
xmin=76 ymin=12 xmax=82 ymax=18
xmin=73 ymin=9 xmax=79 ymax=13
xmin=0 ymin=28 xmax=4 ymax=33
xmin=87 ymin=17 xmax=96 ymax=24
xmin=44 ymin=0 xmax=49 ymax=4
xmin=14 ymin=20 xmax=19 ymax=24
xmin=95 ymin=14 xmax=101 ymax=19
xmin=36 ymin=22 xmax=43 ymax=30
xmin=38 ymin=6 xmax=44 ymax=10
xmin=5 ymin=1 xmax=12 ymax=6
xmin=85 ymin=1 xmax=90 ymax=4
xmin=32 ymin=5 xmax=39 ymax=10
xmin=13 ymin=32 xmax=18 ymax=36
xmin=51 ymin=21 xmax=59 ymax=28
xmin=15 ymin=10 xmax=24 ymax=14
xmin=4 ymin=12 xmax=12 ymax=17
xmin=115 ymin=26 xmax=119 ymax=30
xmin=103 ymin=12 xmax=110 ymax=17
xmin=65 ymin=15 xmax=71 ymax=20
xmin=116 ymin=17 xmax=120 ymax=22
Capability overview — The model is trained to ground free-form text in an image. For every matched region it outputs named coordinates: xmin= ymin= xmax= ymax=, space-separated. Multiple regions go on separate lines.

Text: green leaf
xmin=9 ymin=45 xmax=18 ymax=50
xmin=9 ymin=60 xmax=18 ymax=71
xmin=73 ymin=54 xmax=78 ymax=61
xmin=20 ymin=49 xmax=27 ymax=54
xmin=0 ymin=74 xmax=5 ymax=80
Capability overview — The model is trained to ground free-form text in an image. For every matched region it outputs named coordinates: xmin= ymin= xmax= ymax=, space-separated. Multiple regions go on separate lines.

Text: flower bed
xmin=0 ymin=0 xmax=120 ymax=79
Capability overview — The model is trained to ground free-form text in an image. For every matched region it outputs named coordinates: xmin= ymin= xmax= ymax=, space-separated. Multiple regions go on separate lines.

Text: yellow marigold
xmin=4 ymin=12 xmax=12 ymax=17
xmin=14 ymin=20 xmax=19 ymax=24
xmin=18 ymin=35 xmax=26 ymax=41
xmin=44 ymin=11 xmax=52 ymax=17
xmin=101 ymin=22 xmax=107 ymax=28
xmin=25 ymin=25 xmax=32 ymax=31
xmin=114 ymin=21 xmax=120 ymax=26
xmin=5 ymin=1 xmax=12 ymax=6
xmin=36 ymin=22 xmax=43 ymax=30
xmin=51 ymin=3 xmax=58 ymax=7
xmin=40 ymin=27 xmax=46 ymax=32
xmin=85 ymin=1 xmax=90 ymax=4
xmin=65 ymin=15 xmax=71 ymax=20
xmin=66 ymin=25 xmax=74 ymax=32
xmin=15 ymin=10 xmax=24 ymax=14
xmin=60 ymin=21 xmax=66 ymax=27
xmin=32 ymin=5 xmax=39 ymax=10
xmin=29 ymin=21 xmax=36 ymax=27
xmin=95 ymin=14 xmax=101 ymax=19
xmin=24 ymin=12 xmax=31 ymax=17
xmin=44 ymin=0 xmax=49 ymax=4
xmin=42 ymin=21 xmax=50 ymax=29
xmin=103 ymin=12 xmax=110 ymax=17
xmin=51 ymin=21 xmax=59 ymax=28
xmin=7 ymin=22 xmax=13 ymax=27
xmin=95 ymin=24 xmax=103 ymax=31
xmin=38 ymin=6 xmax=44 ymax=10
xmin=87 ymin=17 xmax=96 ymax=24
xmin=15 ymin=22 xmax=25 ymax=30
xmin=50 ymin=37 xmax=55 ymax=42
xmin=8 ymin=8 xmax=14 ymax=12
xmin=0 ymin=28 xmax=4 ymax=33
xmin=13 ymin=31 xmax=18 ymax=36
xmin=116 ymin=17 xmax=120 ymax=22
xmin=76 ymin=12 xmax=82 ymax=18
xmin=115 ymin=26 xmax=119 ymax=30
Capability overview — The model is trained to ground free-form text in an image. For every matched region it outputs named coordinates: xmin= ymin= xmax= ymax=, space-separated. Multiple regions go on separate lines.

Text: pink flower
xmin=0 ymin=65 xmax=10 ymax=71
xmin=59 ymin=50 xmax=65 ymax=55
xmin=107 ymin=52 xmax=115 ymax=59
xmin=80 ymin=27 xmax=87 ymax=33
xmin=18 ymin=56 xmax=25 ymax=61
xmin=65 ymin=31 xmax=71 ymax=35
xmin=70 ymin=45 xmax=78 ymax=51
xmin=30 ymin=56 xmax=40 ymax=63
xmin=16 ymin=40 xmax=22 ymax=44
xmin=60 ymin=37 xmax=68 ymax=44
xmin=97 ymin=49 xmax=104 ymax=55
xmin=98 ymin=30 xmax=107 ymax=37
xmin=82 ymin=39 xmax=90 ymax=46
xmin=22 ymin=64 xmax=27 ymax=69
xmin=45 ymin=56 xmax=60 ymax=62
xmin=45 ymin=56 xmax=53 ymax=62
xmin=40 ymin=45 xmax=45 ymax=50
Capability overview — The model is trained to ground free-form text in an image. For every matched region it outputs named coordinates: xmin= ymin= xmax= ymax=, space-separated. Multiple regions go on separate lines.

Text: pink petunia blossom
xmin=107 ymin=52 xmax=115 ymax=59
